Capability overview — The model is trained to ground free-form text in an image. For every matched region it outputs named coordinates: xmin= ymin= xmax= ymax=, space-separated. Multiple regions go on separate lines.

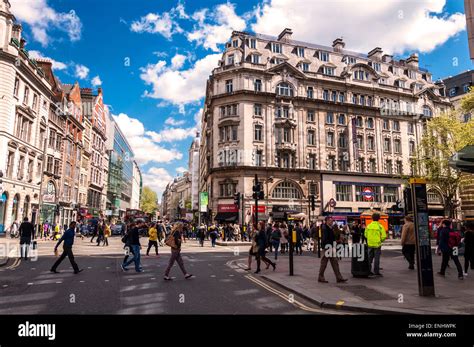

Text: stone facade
xmin=199 ymin=28 xmax=451 ymax=224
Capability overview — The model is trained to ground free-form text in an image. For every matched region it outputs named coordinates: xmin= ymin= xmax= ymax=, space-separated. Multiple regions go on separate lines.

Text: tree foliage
xmin=140 ymin=186 xmax=158 ymax=214
xmin=416 ymin=93 xmax=474 ymax=217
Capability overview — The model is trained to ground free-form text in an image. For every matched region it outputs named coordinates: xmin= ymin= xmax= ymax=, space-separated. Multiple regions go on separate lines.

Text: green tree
xmin=140 ymin=186 xmax=158 ymax=214
xmin=416 ymin=106 xmax=474 ymax=218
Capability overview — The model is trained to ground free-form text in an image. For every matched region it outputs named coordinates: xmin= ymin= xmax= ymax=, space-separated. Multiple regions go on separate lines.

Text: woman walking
xmin=164 ymin=223 xmax=193 ymax=281
xmin=103 ymin=222 xmax=111 ymax=246
xmin=255 ymin=221 xmax=276 ymax=274
xmin=146 ymin=223 xmax=159 ymax=256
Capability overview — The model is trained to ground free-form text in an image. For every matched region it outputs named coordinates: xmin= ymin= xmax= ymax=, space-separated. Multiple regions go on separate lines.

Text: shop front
xmin=214 ymin=204 xmax=239 ymax=223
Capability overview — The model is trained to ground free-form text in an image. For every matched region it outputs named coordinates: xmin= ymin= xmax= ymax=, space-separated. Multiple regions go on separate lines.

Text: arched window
xmin=423 ymin=105 xmax=433 ymax=118
xmin=276 ymin=82 xmax=294 ymax=97
xmin=11 ymin=194 xmax=20 ymax=223
xmin=271 ymin=181 xmax=301 ymax=199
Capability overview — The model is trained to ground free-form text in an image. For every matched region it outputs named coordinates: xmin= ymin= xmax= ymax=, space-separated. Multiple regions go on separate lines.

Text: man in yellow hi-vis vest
xmin=364 ymin=213 xmax=387 ymax=277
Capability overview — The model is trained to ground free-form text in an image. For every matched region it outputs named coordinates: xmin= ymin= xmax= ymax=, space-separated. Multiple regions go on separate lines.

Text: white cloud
xmin=142 ymin=167 xmax=174 ymax=198
xmin=187 ymin=3 xmax=246 ymax=52
xmin=91 ymin=76 xmax=102 ymax=87
xmin=130 ymin=3 xmax=189 ymax=39
xmin=75 ymin=64 xmax=89 ymax=80
xmin=113 ymin=113 xmax=183 ymax=165
xmin=251 ymin=0 xmax=465 ymax=54
xmin=171 ymin=53 xmax=187 ymax=69
xmin=146 ymin=127 xmax=196 ymax=143
xmin=165 ymin=117 xmax=186 ymax=126
xmin=194 ymin=108 xmax=203 ymax=131
xmin=28 ymin=50 xmax=67 ymax=70
xmin=176 ymin=166 xmax=187 ymax=174
xmin=11 ymin=0 xmax=82 ymax=46
xmin=140 ymin=53 xmax=220 ymax=106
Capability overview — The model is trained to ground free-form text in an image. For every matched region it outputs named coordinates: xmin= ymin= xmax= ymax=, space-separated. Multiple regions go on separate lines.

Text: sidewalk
xmin=260 ymin=248 xmax=474 ymax=315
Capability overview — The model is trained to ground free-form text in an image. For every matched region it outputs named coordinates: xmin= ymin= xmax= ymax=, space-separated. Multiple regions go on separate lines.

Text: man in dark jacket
xmin=318 ymin=216 xmax=347 ymax=283
xmin=295 ymin=223 xmax=303 ymax=255
xmin=51 ymin=221 xmax=82 ymax=274
xmin=437 ymin=219 xmax=463 ymax=280
xmin=351 ymin=221 xmax=362 ymax=244
xmin=19 ymin=217 xmax=34 ymax=260
xmin=121 ymin=223 xmax=143 ymax=272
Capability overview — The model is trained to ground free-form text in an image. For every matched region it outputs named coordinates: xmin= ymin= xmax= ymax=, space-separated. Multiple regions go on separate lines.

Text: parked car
xmin=111 ymin=223 xmax=125 ymax=236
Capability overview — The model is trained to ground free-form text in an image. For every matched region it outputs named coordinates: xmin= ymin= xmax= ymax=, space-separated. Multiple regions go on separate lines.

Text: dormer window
xmin=301 ymin=62 xmax=310 ymax=72
xmin=408 ymin=70 xmax=416 ymax=79
xmin=276 ymin=82 xmax=293 ymax=97
xmin=395 ymin=80 xmax=405 ymax=88
xmin=463 ymin=84 xmax=470 ymax=93
xmin=250 ymin=38 xmax=257 ymax=49
xmin=344 ymin=56 xmax=356 ymax=65
xmin=319 ymin=51 xmax=329 ymax=62
xmin=232 ymin=39 xmax=239 ymax=48
xmin=297 ymin=47 xmax=305 ymax=57
xmin=323 ymin=66 xmax=335 ymax=76
xmin=354 ymin=70 xmax=369 ymax=81
xmin=251 ymin=54 xmax=260 ymax=64
xmin=271 ymin=42 xmax=282 ymax=53
xmin=449 ymin=87 xmax=456 ymax=97
xmin=227 ymin=54 xmax=234 ymax=65
xmin=370 ymin=61 xmax=381 ymax=72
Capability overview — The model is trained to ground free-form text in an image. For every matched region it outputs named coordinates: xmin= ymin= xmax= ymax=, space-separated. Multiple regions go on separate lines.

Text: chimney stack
xmin=406 ymin=53 xmax=419 ymax=69
xmin=332 ymin=38 xmax=345 ymax=52
xmin=367 ymin=47 xmax=383 ymax=60
xmin=278 ymin=28 xmax=293 ymax=42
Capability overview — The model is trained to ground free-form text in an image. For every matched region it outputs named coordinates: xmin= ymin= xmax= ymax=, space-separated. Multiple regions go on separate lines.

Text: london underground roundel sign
xmin=362 ymin=187 xmax=374 ymax=201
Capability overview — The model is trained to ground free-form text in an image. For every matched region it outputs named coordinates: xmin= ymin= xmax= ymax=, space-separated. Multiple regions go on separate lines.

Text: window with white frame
xmin=301 ymin=62 xmax=310 ymax=72
xmin=326 ymin=112 xmax=334 ymax=124
xmin=356 ymin=135 xmax=364 ymax=149
xmin=271 ymin=42 xmax=282 ymax=53
xmin=354 ymin=70 xmax=368 ymax=80
xmin=254 ymin=150 xmax=262 ymax=166
xmin=254 ymin=104 xmax=262 ymax=116
xmin=396 ymin=160 xmax=403 ymax=174
xmin=251 ymin=54 xmax=260 ymax=64
xmin=384 ymin=138 xmax=391 ymax=152
xmin=323 ymin=66 xmax=335 ymax=76
xmin=368 ymin=159 xmax=376 ymax=173
xmin=307 ymin=110 xmax=315 ymax=122
xmin=250 ymin=38 xmax=256 ymax=49
xmin=393 ymin=120 xmax=400 ymax=131
xmin=297 ymin=47 xmax=305 ymax=57
xmin=225 ymin=80 xmax=233 ymax=93
xmin=423 ymin=105 xmax=433 ymax=117
xmin=385 ymin=160 xmax=393 ymax=174
xmin=254 ymin=79 xmax=262 ymax=92
xmin=276 ymin=82 xmax=293 ymax=96
xmin=308 ymin=154 xmax=316 ymax=170
xmin=272 ymin=181 xmax=301 ymax=199
xmin=328 ymin=155 xmax=336 ymax=170
xmin=276 ymin=106 xmax=290 ymax=118
xmin=220 ymin=182 xmax=237 ymax=197
xmin=335 ymin=183 xmax=352 ymax=201
xmin=319 ymin=51 xmax=329 ymax=62
xmin=227 ymin=54 xmax=234 ymax=65
xmin=383 ymin=119 xmax=390 ymax=130
xmin=254 ymin=124 xmax=263 ymax=141
xmin=326 ymin=132 xmax=335 ymax=147
xmin=394 ymin=139 xmax=401 ymax=153
xmin=383 ymin=186 xmax=398 ymax=203
xmin=408 ymin=122 xmax=415 ymax=134
xmin=307 ymin=86 xmax=314 ymax=99
xmin=356 ymin=116 xmax=363 ymax=127
xmin=232 ymin=39 xmax=238 ymax=48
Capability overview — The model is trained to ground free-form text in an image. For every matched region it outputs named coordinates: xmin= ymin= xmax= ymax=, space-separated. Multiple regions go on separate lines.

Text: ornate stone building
xmin=199 ymin=28 xmax=451 ymax=225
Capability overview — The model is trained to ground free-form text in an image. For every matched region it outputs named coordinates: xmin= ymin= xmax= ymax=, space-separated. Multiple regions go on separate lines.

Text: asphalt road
xmin=0 ymin=239 xmax=351 ymax=315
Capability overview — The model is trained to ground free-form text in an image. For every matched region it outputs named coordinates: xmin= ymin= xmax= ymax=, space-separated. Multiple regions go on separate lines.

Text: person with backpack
xmin=437 ymin=219 xmax=463 ymax=280
xmin=364 ymin=213 xmax=387 ymax=277
xmin=163 ymin=223 xmax=193 ymax=281
xmin=121 ymin=222 xmax=143 ymax=273
xmin=270 ymin=223 xmax=282 ymax=260
xmin=463 ymin=221 xmax=474 ymax=276
xmin=401 ymin=215 xmax=416 ymax=270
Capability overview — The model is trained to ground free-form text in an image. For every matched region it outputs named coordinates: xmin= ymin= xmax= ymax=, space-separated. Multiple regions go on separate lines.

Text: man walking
xmin=437 ymin=219 xmax=463 ymax=280
xmin=19 ymin=217 xmax=34 ymax=260
xmin=50 ymin=221 xmax=83 ymax=274
xmin=318 ymin=216 xmax=347 ymax=283
xmin=365 ymin=213 xmax=387 ymax=277
xmin=401 ymin=215 xmax=416 ymax=270
xmin=121 ymin=223 xmax=143 ymax=272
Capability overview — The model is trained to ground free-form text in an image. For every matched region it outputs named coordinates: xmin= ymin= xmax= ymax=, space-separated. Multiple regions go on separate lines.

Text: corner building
xmin=199 ymin=28 xmax=451 ymax=224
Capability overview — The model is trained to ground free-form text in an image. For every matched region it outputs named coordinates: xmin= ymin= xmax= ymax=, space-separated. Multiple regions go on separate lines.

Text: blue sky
xmin=11 ymin=0 xmax=471 ymax=197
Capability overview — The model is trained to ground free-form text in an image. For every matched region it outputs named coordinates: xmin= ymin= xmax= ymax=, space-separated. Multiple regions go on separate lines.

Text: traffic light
xmin=234 ymin=192 xmax=240 ymax=206
xmin=309 ymin=195 xmax=316 ymax=211
xmin=252 ymin=182 xmax=264 ymax=200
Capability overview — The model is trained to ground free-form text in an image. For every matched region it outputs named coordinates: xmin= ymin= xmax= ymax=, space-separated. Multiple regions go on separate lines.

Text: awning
xmin=214 ymin=212 xmax=238 ymax=222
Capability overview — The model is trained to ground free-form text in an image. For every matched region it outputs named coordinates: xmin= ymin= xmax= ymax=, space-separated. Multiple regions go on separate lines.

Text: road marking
xmin=128 ymin=279 xmax=133 ymax=281
xmin=31 ymin=268 xmax=36 ymax=270
xmin=27 ymin=283 xmax=33 ymax=286
xmin=151 ymin=277 xmax=156 ymax=280
xmin=229 ymin=274 xmax=234 ymax=277
xmin=106 ymin=267 xmax=110 ymax=269
xmin=245 ymin=275 xmax=342 ymax=315
xmin=80 ymin=281 xmax=85 ymax=283
xmin=210 ymin=275 xmax=216 ymax=278
xmin=3 ymin=285 xmax=8 ymax=288
xmin=55 ymin=281 xmax=62 ymax=284
xmin=87 ymin=267 xmax=92 ymax=269
xmin=105 ymin=280 xmax=109 ymax=282
xmin=5 ymin=258 xmax=21 ymax=270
